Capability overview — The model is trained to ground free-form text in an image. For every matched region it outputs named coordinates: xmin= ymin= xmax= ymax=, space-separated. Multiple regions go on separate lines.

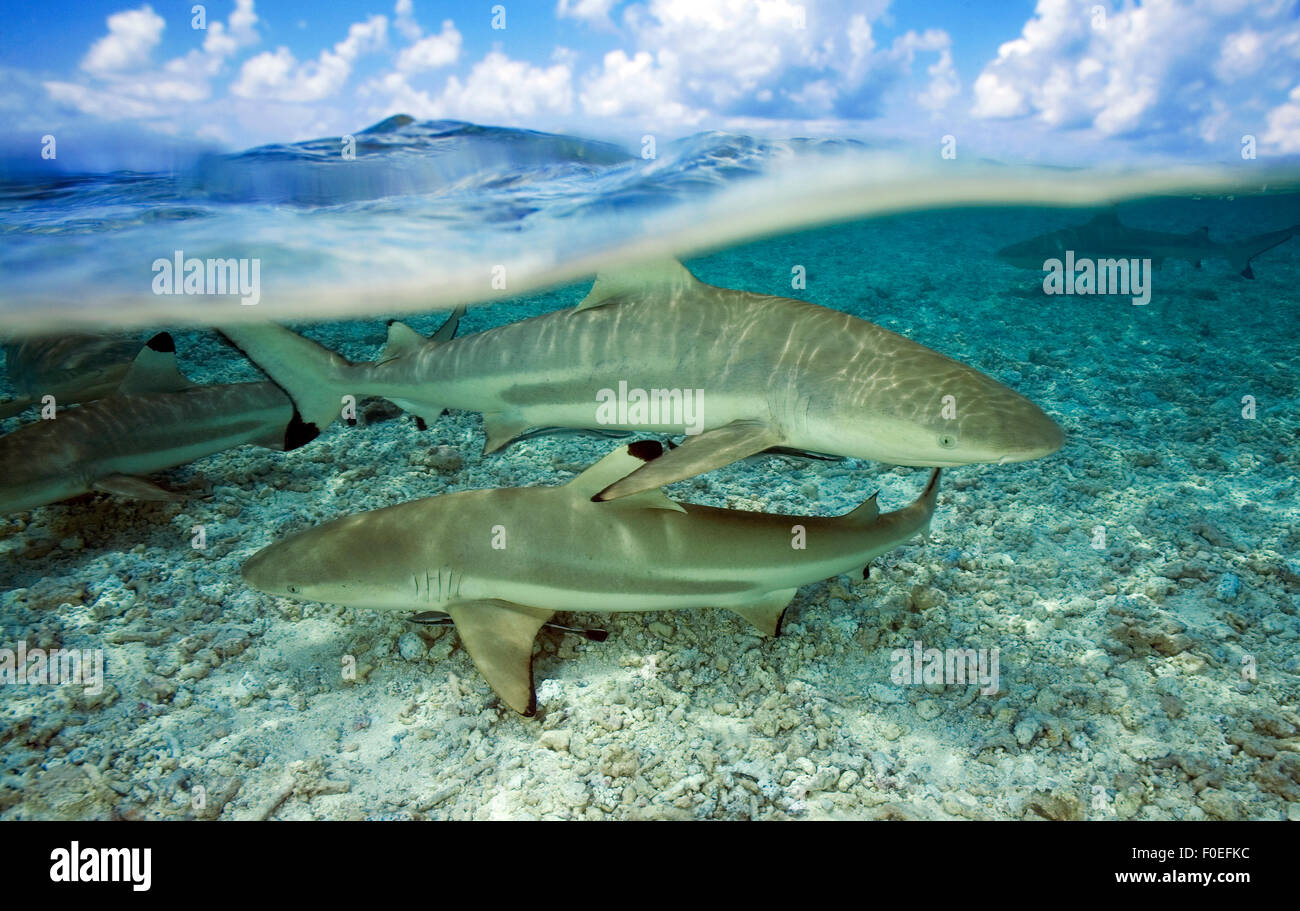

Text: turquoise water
xmin=1 ymin=120 xmax=1298 ymax=819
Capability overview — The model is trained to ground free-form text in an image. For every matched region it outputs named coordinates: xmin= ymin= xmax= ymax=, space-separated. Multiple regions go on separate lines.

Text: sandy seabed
xmin=2 ymin=205 xmax=1298 ymax=820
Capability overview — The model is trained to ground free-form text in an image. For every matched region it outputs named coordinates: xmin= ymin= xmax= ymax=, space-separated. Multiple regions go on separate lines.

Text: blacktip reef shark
xmin=997 ymin=211 xmax=1300 ymax=279
xmin=241 ymin=440 xmax=943 ymax=715
xmin=0 ymin=334 xmax=146 ymax=419
xmin=0 ymin=333 xmax=318 ymax=513
xmin=218 ymin=258 xmax=1062 ymax=501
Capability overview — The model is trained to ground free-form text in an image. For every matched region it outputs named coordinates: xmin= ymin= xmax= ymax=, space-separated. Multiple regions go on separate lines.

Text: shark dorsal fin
xmin=843 ymin=492 xmax=880 ymax=524
xmin=565 ymin=441 xmax=680 ymax=507
xmin=575 ymin=258 xmax=699 ymax=312
xmin=117 ymin=333 xmax=192 ymax=396
xmin=382 ymin=321 xmax=426 ymax=361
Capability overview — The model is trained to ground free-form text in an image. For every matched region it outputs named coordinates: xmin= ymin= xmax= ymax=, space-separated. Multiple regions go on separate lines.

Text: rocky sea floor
xmin=2 ymin=207 xmax=1298 ymax=820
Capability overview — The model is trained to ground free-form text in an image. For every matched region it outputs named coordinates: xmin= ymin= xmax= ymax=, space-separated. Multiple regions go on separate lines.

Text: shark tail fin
xmin=1227 ymin=225 xmax=1300 ymax=279
xmin=218 ymin=323 xmax=351 ymax=447
xmin=916 ymin=468 xmax=942 ymax=540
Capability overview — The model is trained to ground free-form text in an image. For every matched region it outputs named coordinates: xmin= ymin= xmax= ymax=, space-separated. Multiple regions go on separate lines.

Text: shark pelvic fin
xmin=729 ymin=588 xmax=798 ymax=637
xmin=92 ymin=474 xmax=184 ymax=501
xmin=596 ymin=419 xmax=784 ymax=501
xmin=117 ymin=333 xmax=193 ymax=396
xmin=382 ymin=321 xmax=426 ymax=361
xmin=446 ymin=600 xmax=554 ymax=715
xmin=482 ymin=413 xmax=534 ymax=454
xmin=575 ymin=258 xmax=699 ymax=312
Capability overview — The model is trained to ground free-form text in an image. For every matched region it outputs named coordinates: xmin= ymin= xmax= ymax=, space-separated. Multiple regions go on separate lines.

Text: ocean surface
xmin=1 ymin=119 xmax=1298 ymax=819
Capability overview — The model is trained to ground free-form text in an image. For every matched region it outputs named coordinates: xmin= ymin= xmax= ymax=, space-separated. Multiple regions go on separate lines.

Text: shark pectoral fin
xmin=431 ymin=305 xmax=467 ymax=342
xmin=482 ymin=413 xmax=533 ymax=454
xmin=447 ymin=600 xmax=554 ymax=715
xmin=92 ymin=474 xmax=184 ymax=501
xmin=575 ymin=258 xmax=700 ymax=311
xmin=117 ymin=333 xmax=193 ymax=396
xmin=729 ymin=588 xmax=798 ymax=637
xmin=595 ymin=420 xmax=784 ymax=501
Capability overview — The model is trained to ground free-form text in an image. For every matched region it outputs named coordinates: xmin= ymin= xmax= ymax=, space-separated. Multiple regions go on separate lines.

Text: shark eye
xmin=287 ymin=584 xmax=300 ymax=594
xmin=938 ymin=433 xmax=958 ymax=450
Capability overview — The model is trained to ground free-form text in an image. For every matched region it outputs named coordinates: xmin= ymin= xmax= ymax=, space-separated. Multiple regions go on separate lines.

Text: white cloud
xmin=233 ymin=15 xmax=387 ymax=102
xmin=579 ymin=49 xmax=700 ymax=121
xmin=435 ymin=52 xmax=574 ymax=119
xmin=573 ymin=0 xmax=954 ymax=125
xmin=1264 ymin=84 xmax=1300 ymax=153
xmin=51 ymin=1 xmax=262 ymax=123
xmin=971 ymin=0 xmax=1300 ymax=147
xmin=396 ymin=20 xmax=461 ymax=72
xmin=557 ymin=0 xmax=617 ymax=24
xmin=81 ymin=5 xmax=165 ymax=74
xmin=394 ymin=0 xmax=422 ymax=41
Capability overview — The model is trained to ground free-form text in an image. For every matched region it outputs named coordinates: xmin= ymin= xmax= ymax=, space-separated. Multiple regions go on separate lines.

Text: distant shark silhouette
xmin=218 ymin=259 xmax=1062 ymax=502
xmin=0 ymin=334 xmax=145 ymax=420
xmin=996 ymin=211 xmax=1300 ymax=279
xmin=241 ymin=440 xmax=943 ymax=715
xmin=0 ymin=333 xmax=316 ymax=513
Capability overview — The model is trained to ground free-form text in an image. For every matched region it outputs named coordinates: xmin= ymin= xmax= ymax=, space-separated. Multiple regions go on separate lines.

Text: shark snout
xmin=995 ymin=404 xmax=1065 ymax=463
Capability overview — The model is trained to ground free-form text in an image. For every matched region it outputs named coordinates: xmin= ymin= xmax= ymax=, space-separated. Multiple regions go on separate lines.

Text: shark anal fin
xmin=92 ymin=474 xmax=184 ymax=501
xmin=446 ymin=600 xmax=553 ymax=715
xmin=596 ymin=419 xmax=783 ymax=501
xmin=482 ymin=413 xmax=533 ymax=454
xmin=728 ymin=588 xmax=798 ymax=637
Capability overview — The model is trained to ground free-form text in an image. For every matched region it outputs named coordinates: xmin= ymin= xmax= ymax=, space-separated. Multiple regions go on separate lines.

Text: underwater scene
xmin=1 ymin=0 xmax=1299 ymax=828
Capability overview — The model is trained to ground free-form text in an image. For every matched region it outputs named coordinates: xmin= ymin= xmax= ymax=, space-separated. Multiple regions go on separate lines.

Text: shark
xmin=218 ymin=258 xmax=1062 ymax=501
xmin=996 ymin=211 xmax=1300 ymax=279
xmin=0 ymin=333 xmax=146 ymax=420
xmin=0 ymin=333 xmax=318 ymax=513
xmin=241 ymin=440 xmax=943 ymax=715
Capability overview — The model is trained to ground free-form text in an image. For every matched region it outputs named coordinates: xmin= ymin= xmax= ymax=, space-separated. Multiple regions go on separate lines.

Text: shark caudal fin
xmin=1227 ymin=225 xmax=1300 ymax=279
xmin=217 ymin=324 xmax=351 ymax=448
xmin=915 ymin=468 xmax=942 ymax=539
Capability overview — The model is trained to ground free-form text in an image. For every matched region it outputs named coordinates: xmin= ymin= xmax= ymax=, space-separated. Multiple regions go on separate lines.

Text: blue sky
xmin=3 ymin=0 xmax=1299 ymax=164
